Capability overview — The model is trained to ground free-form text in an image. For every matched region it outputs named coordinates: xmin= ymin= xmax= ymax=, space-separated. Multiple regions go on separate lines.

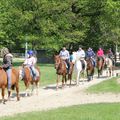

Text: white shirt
xmin=24 ymin=56 xmax=36 ymax=66
xmin=59 ymin=50 xmax=70 ymax=59
xmin=76 ymin=50 xmax=85 ymax=59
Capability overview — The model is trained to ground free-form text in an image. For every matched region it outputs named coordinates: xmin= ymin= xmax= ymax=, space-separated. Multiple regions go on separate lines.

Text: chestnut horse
xmin=0 ymin=67 xmax=20 ymax=104
xmin=19 ymin=66 xmax=40 ymax=96
xmin=86 ymin=58 xmax=95 ymax=81
xmin=54 ymin=55 xmax=73 ymax=90
xmin=96 ymin=57 xmax=105 ymax=78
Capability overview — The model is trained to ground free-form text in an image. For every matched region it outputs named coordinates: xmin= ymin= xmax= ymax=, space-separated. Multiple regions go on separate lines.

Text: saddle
xmin=22 ymin=66 xmax=39 ymax=80
xmin=90 ymin=58 xmax=96 ymax=67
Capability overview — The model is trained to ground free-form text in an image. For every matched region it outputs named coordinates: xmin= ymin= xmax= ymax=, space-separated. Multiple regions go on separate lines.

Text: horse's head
xmin=54 ymin=55 xmax=61 ymax=69
xmin=0 ymin=67 xmax=3 ymax=70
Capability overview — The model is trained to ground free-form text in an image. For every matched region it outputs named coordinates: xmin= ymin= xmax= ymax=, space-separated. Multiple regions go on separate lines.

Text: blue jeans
xmin=30 ymin=66 xmax=36 ymax=78
xmin=6 ymin=68 xmax=12 ymax=91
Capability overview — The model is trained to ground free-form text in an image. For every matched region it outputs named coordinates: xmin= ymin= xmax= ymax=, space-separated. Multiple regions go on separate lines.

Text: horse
xmin=86 ymin=57 xmax=95 ymax=81
xmin=96 ymin=56 xmax=105 ymax=78
xmin=54 ymin=55 xmax=73 ymax=90
xmin=19 ymin=66 xmax=40 ymax=96
xmin=72 ymin=52 xmax=87 ymax=85
xmin=0 ymin=67 xmax=20 ymax=104
xmin=105 ymin=57 xmax=114 ymax=77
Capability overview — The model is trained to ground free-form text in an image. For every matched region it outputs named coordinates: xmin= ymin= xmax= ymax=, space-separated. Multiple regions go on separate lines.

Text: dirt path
xmin=0 ymin=70 xmax=120 ymax=117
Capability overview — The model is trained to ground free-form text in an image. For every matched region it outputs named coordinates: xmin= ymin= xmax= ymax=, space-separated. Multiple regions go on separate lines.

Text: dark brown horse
xmin=19 ymin=66 xmax=40 ymax=96
xmin=0 ymin=67 xmax=20 ymax=104
xmin=86 ymin=58 xmax=95 ymax=81
xmin=96 ymin=57 xmax=105 ymax=78
xmin=54 ymin=55 xmax=73 ymax=90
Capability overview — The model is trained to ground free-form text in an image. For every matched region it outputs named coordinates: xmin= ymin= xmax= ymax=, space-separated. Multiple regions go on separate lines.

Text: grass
xmin=1 ymin=103 xmax=120 ymax=120
xmin=86 ymin=77 xmax=120 ymax=93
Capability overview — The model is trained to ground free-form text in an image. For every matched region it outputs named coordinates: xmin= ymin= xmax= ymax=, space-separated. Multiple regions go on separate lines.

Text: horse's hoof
xmin=17 ymin=97 xmax=20 ymax=101
xmin=3 ymin=101 xmax=6 ymax=104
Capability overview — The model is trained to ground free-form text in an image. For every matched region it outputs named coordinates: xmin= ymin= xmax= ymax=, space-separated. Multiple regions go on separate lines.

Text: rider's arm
xmin=2 ymin=56 xmax=12 ymax=68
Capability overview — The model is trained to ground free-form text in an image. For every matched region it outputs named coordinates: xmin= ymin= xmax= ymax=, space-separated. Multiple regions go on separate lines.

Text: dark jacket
xmin=2 ymin=53 xmax=13 ymax=70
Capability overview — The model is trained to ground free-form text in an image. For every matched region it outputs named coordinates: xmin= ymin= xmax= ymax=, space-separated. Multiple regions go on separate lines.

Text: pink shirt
xmin=24 ymin=56 xmax=37 ymax=66
xmin=97 ymin=49 xmax=104 ymax=57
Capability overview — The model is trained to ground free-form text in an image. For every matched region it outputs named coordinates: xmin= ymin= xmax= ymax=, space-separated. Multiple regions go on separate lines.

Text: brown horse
xmin=96 ymin=57 xmax=105 ymax=78
xmin=0 ymin=67 xmax=20 ymax=104
xmin=86 ymin=58 xmax=95 ymax=81
xmin=19 ymin=66 xmax=40 ymax=96
xmin=54 ymin=55 xmax=73 ymax=90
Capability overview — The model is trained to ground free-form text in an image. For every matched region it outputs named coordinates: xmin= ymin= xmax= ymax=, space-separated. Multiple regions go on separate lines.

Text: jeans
xmin=30 ymin=66 xmax=36 ymax=78
xmin=6 ymin=68 xmax=12 ymax=91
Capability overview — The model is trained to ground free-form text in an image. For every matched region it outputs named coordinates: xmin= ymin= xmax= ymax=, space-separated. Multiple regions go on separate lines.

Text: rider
xmin=76 ymin=47 xmax=86 ymax=69
xmin=97 ymin=47 xmax=105 ymax=64
xmin=86 ymin=47 xmax=96 ymax=67
xmin=23 ymin=50 xmax=37 ymax=80
xmin=59 ymin=47 xmax=70 ymax=73
xmin=1 ymin=47 xmax=13 ymax=95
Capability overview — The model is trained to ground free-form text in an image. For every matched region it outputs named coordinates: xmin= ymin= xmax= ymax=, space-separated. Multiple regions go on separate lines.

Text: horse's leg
xmin=16 ymin=83 xmax=20 ymax=101
xmin=62 ymin=75 xmax=65 ymax=89
xmin=69 ymin=74 xmax=72 ymax=87
xmin=31 ymin=82 xmax=35 ymax=95
xmin=87 ymin=70 xmax=90 ymax=82
xmin=76 ymin=71 xmax=80 ymax=85
xmin=7 ymin=90 xmax=11 ymax=101
xmin=36 ymin=81 xmax=39 ymax=95
xmin=98 ymin=69 xmax=100 ymax=78
xmin=2 ymin=87 xmax=6 ymax=104
xmin=82 ymin=71 xmax=85 ymax=85
xmin=56 ymin=75 xmax=59 ymax=90
xmin=65 ymin=74 xmax=67 ymax=87
xmin=110 ymin=68 xmax=112 ymax=77
xmin=106 ymin=68 xmax=108 ymax=77
xmin=25 ymin=83 xmax=30 ymax=97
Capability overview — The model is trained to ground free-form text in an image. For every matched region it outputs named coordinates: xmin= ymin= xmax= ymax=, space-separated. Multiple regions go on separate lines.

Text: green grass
xmin=1 ymin=103 xmax=120 ymax=120
xmin=86 ymin=77 xmax=120 ymax=93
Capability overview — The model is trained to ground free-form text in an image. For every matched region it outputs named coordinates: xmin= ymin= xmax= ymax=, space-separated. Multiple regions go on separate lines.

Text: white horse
xmin=72 ymin=52 xmax=87 ymax=85
xmin=105 ymin=57 xmax=114 ymax=77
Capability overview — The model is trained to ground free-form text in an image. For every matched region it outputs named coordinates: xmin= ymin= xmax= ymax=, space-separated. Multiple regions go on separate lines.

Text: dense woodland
xmin=0 ymin=0 xmax=120 ymax=54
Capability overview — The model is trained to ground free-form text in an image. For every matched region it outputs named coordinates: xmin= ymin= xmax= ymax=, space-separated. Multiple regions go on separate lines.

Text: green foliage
xmin=0 ymin=0 xmax=119 ymax=52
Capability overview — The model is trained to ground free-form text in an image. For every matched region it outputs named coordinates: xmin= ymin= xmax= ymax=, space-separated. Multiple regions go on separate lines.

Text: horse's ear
xmin=0 ymin=67 xmax=3 ymax=70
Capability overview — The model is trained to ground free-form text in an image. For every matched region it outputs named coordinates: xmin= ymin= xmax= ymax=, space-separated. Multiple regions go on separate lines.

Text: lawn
xmin=1 ymin=103 xmax=120 ymax=120
xmin=86 ymin=77 xmax=120 ymax=93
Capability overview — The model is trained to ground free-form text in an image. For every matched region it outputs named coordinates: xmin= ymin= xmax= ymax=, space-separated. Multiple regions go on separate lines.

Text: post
xmin=25 ymin=41 xmax=28 ymax=59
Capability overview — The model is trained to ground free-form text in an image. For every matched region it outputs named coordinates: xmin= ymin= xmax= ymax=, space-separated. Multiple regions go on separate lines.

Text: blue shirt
xmin=86 ymin=50 xmax=95 ymax=58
